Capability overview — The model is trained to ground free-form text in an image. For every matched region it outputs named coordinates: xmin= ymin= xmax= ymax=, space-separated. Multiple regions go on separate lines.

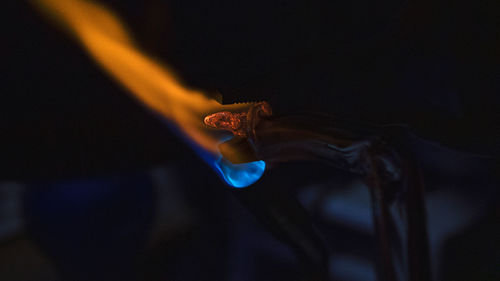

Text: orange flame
xmin=33 ymin=0 xmax=255 ymax=156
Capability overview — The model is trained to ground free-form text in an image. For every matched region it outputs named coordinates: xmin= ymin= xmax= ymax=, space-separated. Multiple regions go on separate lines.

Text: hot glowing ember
xmin=204 ymin=102 xmax=272 ymax=138
xmin=33 ymin=0 xmax=266 ymax=188
xmin=204 ymin=112 xmax=248 ymax=137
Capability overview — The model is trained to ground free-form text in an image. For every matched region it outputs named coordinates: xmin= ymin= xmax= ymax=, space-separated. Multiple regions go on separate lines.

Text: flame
xmin=33 ymin=0 xmax=265 ymax=187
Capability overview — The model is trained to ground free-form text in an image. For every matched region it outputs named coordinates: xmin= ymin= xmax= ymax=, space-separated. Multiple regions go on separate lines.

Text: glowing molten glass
xmin=204 ymin=101 xmax=272 ymax=138
xmin=33 ymin=0 xmax=265 ymax=187
xmin=204 ymin=112 xmax=248 ymax=137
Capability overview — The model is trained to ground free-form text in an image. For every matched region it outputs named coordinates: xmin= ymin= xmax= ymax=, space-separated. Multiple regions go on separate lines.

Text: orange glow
xmin=33 ymin=0 xmax=256 ymax=156
xmin=204 ymin=101 xmax=272 ymax=137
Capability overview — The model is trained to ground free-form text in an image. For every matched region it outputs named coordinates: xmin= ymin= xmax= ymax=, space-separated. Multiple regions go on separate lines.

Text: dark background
xmin=1 ymin=0 xmax=499 ymax=280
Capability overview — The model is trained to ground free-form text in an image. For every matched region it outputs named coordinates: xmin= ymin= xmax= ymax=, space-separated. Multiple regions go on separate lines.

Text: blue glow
xmin=192 ymin=139 xmax=266 ymax=188
xmin=163 ymin=120 xmax=265 ymax=188
xmin=213 ymin=157 xmax=266 ymax=188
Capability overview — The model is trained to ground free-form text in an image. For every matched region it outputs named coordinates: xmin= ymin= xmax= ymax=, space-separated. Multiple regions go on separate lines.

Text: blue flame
xmin=213 ymin=157 xmax=266 ymax=188
xmin=193 ymin=138 xmax=266 ymax=188
xmin=164 ymin=120 xmax=265 ymax=188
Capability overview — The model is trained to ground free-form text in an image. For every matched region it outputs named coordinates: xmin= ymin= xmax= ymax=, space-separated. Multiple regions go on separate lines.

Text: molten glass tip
xmin=203 ymin=102 xmax=272 ymax=188
xmin=204 ymin=101 xmax=272 ymax=138
xmin=203 ymin=111 xmax=247 ymax=137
